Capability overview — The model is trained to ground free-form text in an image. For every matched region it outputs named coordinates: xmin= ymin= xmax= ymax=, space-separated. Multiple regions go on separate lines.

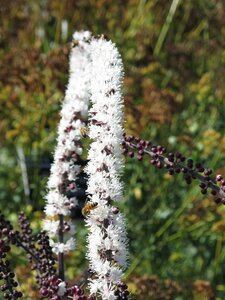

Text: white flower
xmin=44 ymin=191 xmax=71 ymax=216
xmin=73 ymin=30 xmax=91 ymax=42
xmin=50 ymin=237 xmax=75 ymax=254
xmin=42 ymin=220 xmax=59 ymax=238
xmin=44 ymin=204 xmax=57 ymax=217
xmin=109 ymin=267 xmax=123 ymax=283
xmin=89 ymin=278 xmax=117 ymax=300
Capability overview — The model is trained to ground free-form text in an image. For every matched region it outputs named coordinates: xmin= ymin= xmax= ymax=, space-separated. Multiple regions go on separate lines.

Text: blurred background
xmin=1 ymin=0 xmax=225 ymax=299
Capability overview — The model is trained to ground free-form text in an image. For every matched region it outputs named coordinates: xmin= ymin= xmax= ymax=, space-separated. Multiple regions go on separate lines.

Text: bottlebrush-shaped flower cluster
xmin=84 ymin=38 xmax=129 ymax=299
xmin=43 ymin=31 xmax=92 ymax=254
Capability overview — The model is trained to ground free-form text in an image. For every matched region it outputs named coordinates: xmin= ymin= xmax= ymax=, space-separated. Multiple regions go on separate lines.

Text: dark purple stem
xmin=128 ymin=142 xmax=225 ymax=198
xmin=15 ymin=238 xmax=41 ymax=265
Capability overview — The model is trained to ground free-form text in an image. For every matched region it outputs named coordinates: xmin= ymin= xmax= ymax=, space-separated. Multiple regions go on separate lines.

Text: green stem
xmin=154 ymin=0 xmax=181 ymax=56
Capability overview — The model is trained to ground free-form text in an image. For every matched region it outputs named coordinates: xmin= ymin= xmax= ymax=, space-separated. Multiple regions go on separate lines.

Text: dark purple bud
xmin=161 ymin=147 xmax=166 ymax=154
xmin=150 ymin=159 xmax=156 ymax=165
xmin=68 ymin=183 xmax=76 ymax=190
xmin=181 ymin=167 xmax=188 ymax=173
xmin=204 ymin=169 xmax=212 ymax=176
xmin=128 ymin=151 xmax=134 ymax=158
xmin=184 ymin=174 xmax=192 ymax=184
xmin=221 ymin=180 xmax=225 ymax=186
xmin=195 ymin=162 xmax=202 ymax=169
xmin=199 ymin=182 xmax=206 ymax=189
xmin=168 ymin=153 xmax=174 ymax=162
xmin=214 ymin=198 xmax=221 ymax=204
xmin=211 ymin=190 xmax=217 ymax=196
xmin=137 ymin=143 xmax=142 ymax=150
xmin=2 ymin=228 xmax=8 ymax=235
xmin=40 ymin=287 xmax=49 ymax=297
xmin=187 ymin=159 xmax=193 ymax=168
xmin=168 ymin=169 xmax=174 ymax=175
xmin=201 ymin=189 xmax=207 ymax=194
xmin=112 ymin=207 xmax=119 ymax=214
xmin=122 ymin=148 xmax=128 ymax=154
xmin=186 ymin=179 xmax=192 ymax=184
xmin=175 ymin=167 xmax=181 ymax=173
xmin=156 ymin=161 xmax=162 ymax=169
xmin=140 ymin=140 xmax=146 ymax=147
xmin=216 ymin=174 xmax=223 ymax=182
xmin=151 ymin=146 xmax=157 ymax=153
xmin=157 ymin=145 xmax=163 ymax=152
xmin=204 ymin=175 xmax=211 ymax=181
xmin=64 ymin=224 xmax=70 ymax=231
xmin=135 ymin=137 xmax=140 ymax=143
xmin=175 ymin=152 xmax=182 ymax=159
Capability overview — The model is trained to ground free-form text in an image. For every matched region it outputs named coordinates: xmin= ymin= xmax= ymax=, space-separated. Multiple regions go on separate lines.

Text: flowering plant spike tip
xmin=85 ymin=36 xmax=129 ymax=299
xmin=43 ymin=31 xmax=92 ymax=254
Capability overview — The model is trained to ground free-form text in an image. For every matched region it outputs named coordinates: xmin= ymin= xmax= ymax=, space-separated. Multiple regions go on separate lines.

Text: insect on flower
xmin=80 ymin=127 xmax=89 ymax=138
xmin=71 ymin=39 xmax=79 ymax=48
xmin=82 ymin=201 xmax=98 ymax=217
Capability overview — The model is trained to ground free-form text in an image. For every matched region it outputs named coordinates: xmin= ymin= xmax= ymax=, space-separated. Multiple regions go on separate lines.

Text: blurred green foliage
xmin=1 ymin=0 xmax=225 ymax=298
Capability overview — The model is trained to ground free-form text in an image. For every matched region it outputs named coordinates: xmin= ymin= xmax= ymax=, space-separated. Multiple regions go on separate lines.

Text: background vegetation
xmin=1 ymin=0 xmax=225 ymax=299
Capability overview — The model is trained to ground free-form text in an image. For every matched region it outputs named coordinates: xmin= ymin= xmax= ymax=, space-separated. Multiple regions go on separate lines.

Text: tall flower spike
xmin=85 ymin=37 xmax=129 ymax=299
xmin=43 ymin=31 xmax=92 ymax=256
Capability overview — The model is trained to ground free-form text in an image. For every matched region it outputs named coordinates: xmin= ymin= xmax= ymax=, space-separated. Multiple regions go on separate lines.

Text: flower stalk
xmin=123 ymin=134 xmax=225 ymax=203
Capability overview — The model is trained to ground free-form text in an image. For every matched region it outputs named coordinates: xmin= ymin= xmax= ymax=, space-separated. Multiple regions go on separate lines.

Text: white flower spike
xmin=85 ymin=36 xmax=129 ymax=299
xmin=43 ymin=31 xmax=91 ymax=253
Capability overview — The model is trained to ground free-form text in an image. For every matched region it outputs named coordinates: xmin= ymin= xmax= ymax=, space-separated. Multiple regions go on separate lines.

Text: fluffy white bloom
xmin=50 ymin=237 xmax=75 ymax=254
xmin=73 ymin=30 xmax=91 ymax=40
xmin=85 ymin=37 xmax=128 ymax=298
xmin=42 ymin=219 xmax=76 ymax=238
xmin=43 ymin=31 xmax=92 ymax=253
xmin=44 ymin=190 xmax=71 ymax=216
xmin=89 ymin=278 xmax=117 ymax=300
xmin=42 ymin=219 xmax=59 ymax=238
